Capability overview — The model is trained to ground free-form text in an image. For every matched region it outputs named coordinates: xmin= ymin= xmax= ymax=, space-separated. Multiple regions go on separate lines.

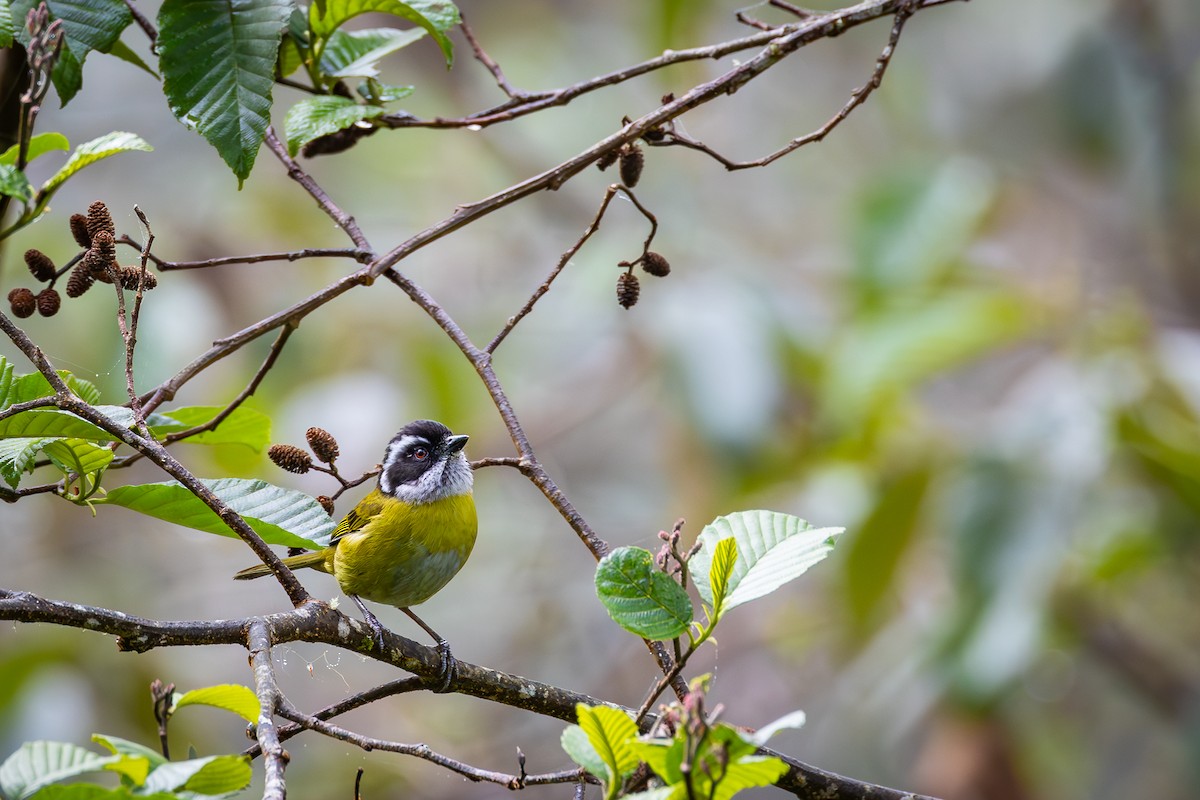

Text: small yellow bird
xmin=235 ymin=420 xmax=477 ymax=684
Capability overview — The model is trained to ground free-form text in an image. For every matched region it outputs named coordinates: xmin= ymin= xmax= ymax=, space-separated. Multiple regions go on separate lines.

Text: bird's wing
xmin=328 ymin=492 xmax=387 ymax=545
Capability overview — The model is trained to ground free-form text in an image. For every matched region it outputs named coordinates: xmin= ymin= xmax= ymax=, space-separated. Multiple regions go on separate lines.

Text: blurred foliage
xmin=2 ymin=1 xmax=1199 ymax=800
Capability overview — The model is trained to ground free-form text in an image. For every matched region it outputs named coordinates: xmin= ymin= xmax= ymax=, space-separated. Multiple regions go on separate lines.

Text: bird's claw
xmin=434 ymin=639 xmax=457 ymax=693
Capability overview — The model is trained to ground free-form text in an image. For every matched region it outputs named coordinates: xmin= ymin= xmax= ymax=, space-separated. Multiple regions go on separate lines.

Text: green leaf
xmin=358 ymin=78 xmax=413 ymax=104
xmin=158 ymin=0 xmax=289 ymax=184
xmin=560 ymin=725 xmax=608 ymax=781
xmin=102 ymin=37 xmax=157 ymax=78
xmin=40 ymin=132 xmax=152 ymax=196
xmin=0 ymin=1 xmax=12 ymax=48
xmin=309 ymin=0 xmax=458 ymax=66
xmin=320 ymin=26 xmax=426 ymax=78
xmin=708 ymin=755 xmax=788 ymax=800
xmin=42 ymin=438 xmax=113 ymax=478
xmin=708 ymin=536 xmax=737 ymax=619
xmin=629 ymin=737 xmax=684 ymax=785
xmin=621 ymin=789 xmax=678 ymax=800
xmin=0 ymin=133 xmax=71 ymax=166
xmin=91 ymin=734 xmax=165 ymax=768
xmin=0 ymin=164 xmax=32 ymax=202
xmin=176 ymin=755 xmax=251 ymax=795
xmin=595 ymin=547 xmax=693 ymax=640
xmin=283 ymin=96 xmax=384 ymax=157
xmin=748 ymin=708 xmax=807 ymax=745
xmin=23 ymin=784 xmax=177 ymax=800
xmin=149 ymin=405 xmax=271 ymax=451
xmin=575 ymin=705 xmax=640 ymax=782
xmin=173 ymin=684 xmax=260 ymax=723
xmin=2 ymin=370 xmax=99 ymax=408
xmin=98 ymin=478 xmax=335 ymax=549
xmin=689 ymin=512 xmax=843 ymax=612
xmin=0 ymin=741 xmax=118 ymax=800
xmin=11 ymin=0 xmax=133 ymax=104
xmin=0 ymin=437 xmax=55 ymax=488
xmin=0 ymin=408 xmax=122 ymax=441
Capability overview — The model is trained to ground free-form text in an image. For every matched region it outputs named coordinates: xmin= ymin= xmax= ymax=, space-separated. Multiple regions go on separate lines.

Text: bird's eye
xmin=411 ymin=447 xmax=429 ymax=461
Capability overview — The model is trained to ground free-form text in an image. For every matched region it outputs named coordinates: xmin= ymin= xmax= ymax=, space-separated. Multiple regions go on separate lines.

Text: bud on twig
xmin=268 ymin=444 xmax=312 ymax=474
xmin=316 ymin=495 xmax=336 ymax=516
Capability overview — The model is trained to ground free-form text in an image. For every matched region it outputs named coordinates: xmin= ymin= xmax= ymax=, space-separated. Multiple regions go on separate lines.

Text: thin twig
xmin=655 ymin=2 xmax=918 ymax=170
xmin=460 ymin=11 xmax=524 ymax=99
xmin=116 ymin=240 xmax=370 ymax=271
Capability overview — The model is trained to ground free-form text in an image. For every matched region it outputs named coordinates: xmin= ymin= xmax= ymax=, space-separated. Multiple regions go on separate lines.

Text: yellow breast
xmin=331 ymin=491 xmax=478 ymax=608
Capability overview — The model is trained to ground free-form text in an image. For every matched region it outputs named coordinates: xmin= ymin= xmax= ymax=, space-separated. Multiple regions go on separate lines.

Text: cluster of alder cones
xmin=6 ymin=201 xmax=159 ymax=319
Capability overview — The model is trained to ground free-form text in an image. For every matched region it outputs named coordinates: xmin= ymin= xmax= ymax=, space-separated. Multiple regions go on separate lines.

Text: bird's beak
xmin=443 ymin=434 xmax=469 ymax=455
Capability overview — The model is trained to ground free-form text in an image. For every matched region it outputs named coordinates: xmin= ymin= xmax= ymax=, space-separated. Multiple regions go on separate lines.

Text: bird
xmin=235 ymin=419 xmax=477 ymax=687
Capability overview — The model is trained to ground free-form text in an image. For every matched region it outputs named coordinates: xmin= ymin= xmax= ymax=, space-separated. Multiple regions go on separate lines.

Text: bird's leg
xmin=403 ymin=607 xmax=456 ymax=692
xmin=350 ymin=595 xmax=390 ymax=652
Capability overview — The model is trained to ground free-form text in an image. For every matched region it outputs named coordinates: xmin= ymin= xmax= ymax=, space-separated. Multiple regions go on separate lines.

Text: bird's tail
xmin=233 ymin=549 xmax=329 ymax=580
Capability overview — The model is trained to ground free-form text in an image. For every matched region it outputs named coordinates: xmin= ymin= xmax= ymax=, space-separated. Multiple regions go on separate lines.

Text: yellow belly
xmin=331 ymin=492 xmax=477 ymax=608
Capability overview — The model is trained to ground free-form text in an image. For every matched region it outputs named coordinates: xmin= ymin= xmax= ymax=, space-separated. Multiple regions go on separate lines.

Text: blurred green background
xmin=2 ymin=1 xmax=1199 ymax=798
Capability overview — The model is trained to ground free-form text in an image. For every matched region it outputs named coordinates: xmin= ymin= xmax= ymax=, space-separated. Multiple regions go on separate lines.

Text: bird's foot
xmin=433 ymin=638 xmax=457 ymax=693
xmin=351 ymin=596 xmax=390 ymax=653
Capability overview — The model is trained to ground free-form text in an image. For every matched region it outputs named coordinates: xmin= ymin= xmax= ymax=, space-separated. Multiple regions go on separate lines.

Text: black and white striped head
xmin=378 ymin=420 xmax=473 ymax=504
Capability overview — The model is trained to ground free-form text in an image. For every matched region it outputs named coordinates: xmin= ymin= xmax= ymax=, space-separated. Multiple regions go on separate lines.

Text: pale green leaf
xmin=689 ymin=512 xmax=843 ymax=611
xmin=25 ymin=783 xmax=176 ymax=800
xmin=358 ymin=78 xmax=413 ymax=104
xmin=0 ymin=164 xmax=32 ymax=202
xmin=0 ymin=409 xmax=120 ymax=441
xmin=283 ymin=96 xmax=384 ymax=157
xmin=748 ymin=709 xmax=806 ymax=745
xmin=158 ymin=0 xmax=289 ymax=183
xmin=0 ymin=133 xmax=71 ymax=166
xmin=320 ymin=27 xmax=425 ymax=78
xmin=0 ymin=1 xmax=12 ymax=48
xmin=560 ymin=725 xmax=608 ymax=781
xmin=42 ymin=438 xmax=113 ymax=479
xmin=310 ymin=0 xmax=458 ymax=65
xmin=0 ymin=437 xmax=55 ymax=488
xmin=0 ymin=741 xmax=118 ymax=800
xmin=629 ymin=738 xmax=683 ymax=785
xmin=40 ymin=132 xmax=152 ymax=196
xmin=98 ymin=478 xmax=335 ymax=549
xmin=173 ymin=684 xmax=260 ymax=723
xmin=149 ymin=405 xmax=271 ymax=451
xmin=179 ymin=755 xmax=252 ymax=795
xmin=622 ymin=789 xmax=679 ymax=800
xmin=90 ymin=734 xmax=164 ymax=768
xmin=595 ymin=546 xmax=692 ymax=640
xmin=708 ymin=536 xmax=737 ymax=618
xmin=710 ymin=756 xmax=789 ymax=800
xmin=575 ymin=705 xmax=640 ymax=780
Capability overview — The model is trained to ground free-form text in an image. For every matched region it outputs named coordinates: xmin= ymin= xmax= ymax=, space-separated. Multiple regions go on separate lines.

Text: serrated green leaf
xmin=575 ymin=705 xmax=640 ymax=781
xmin=320 ymin=27 xmax=425 ymax=78
xmin=0 ymin=1 xmax=12 ymax=48
xmin=0 ymin=741 xmax=118 ymax=800
xmin=91 ymin=734 xmax=165 ymax=769
xmin=560 ymin=725 xmax=608 ymax=781
xmin=98 ymin=478 xmax=335 ymax=549
xmin=10 ymin=0 xmax=133 ymax=104
xmin=179 ymin=754 xmax=251 ymax=795
xmin=595 ymin=547 xmax=692 ymax=640
xmin=0 ymin=133 xmax=71 ymax=166
xmin=708 ymin=536 xmax=737 ymax=618
xmin=0 ymin=409 xmax=121 ymax=441
xmin=0 ymin=359 xmax=14 ymax=405
xmin=42 ymin=438 xmax=113 ymax=478
xmin=173 ymin=684 xmax=259 ymax=723
xmin=0 ymin=437 xmax=55 ymax=487
xmin=159 ymin=0 xmax=289 ymax=184
xmin=283 ymin=96 xmax=384 ymax=157
xmin=630 ymin=738 xmax=684 ymax=785
xmin=0 ymin=164 xmax=33 ymax=202
xmin=621 ymin=789 xmax=679 ymax=800
xmin=309 ymin=0 xmax=458 ymax=66
xmin=22 ymin=783 xmax=176 ymax=800
xmin=40 ymin=132 xmax=152 ymax=195
xmin=148 ymin=405 xmax=271 ymax=451
xmin=689 ymin=512 xmax=844 ymax=612
xmin=709 ymin=756 xmax=788 ymax=800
